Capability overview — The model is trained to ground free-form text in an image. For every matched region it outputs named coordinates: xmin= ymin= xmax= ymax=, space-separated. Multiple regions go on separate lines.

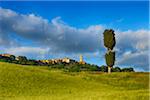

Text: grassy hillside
xmin=0 ymin=62 xmax=149 ymax=100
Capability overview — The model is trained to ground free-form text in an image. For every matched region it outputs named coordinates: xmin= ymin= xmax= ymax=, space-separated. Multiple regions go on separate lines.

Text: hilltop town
xmin=0 ymin=54 xmax=86 ymax=65
xmin=0 ymin=53 xmax=134 ymax=72
xmin=39 ymin=55 xmax=86 ymax=65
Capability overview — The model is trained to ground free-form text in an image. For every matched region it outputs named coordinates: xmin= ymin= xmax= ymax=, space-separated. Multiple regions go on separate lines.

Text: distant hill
xmin=0 ymin=62 xmax=149 ymax=100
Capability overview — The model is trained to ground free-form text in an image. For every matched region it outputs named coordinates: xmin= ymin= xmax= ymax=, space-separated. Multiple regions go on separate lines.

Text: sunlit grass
xmin=0 ymin=62 xmax=149 ymax=100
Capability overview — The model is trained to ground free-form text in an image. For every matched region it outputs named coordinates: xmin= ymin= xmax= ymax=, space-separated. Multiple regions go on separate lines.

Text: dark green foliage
xmin=26 ymin=60 xmax=38 ymax=65
xmin=51 ymin=63 xmax=65 ymax=69
xmin=0 ymin=58 xmax=9 ymax=62
xmin=0 ymin=55 xmax=18 ymax=63
xmin=79 ymin=64 xmax=99 ymax=71
xmin=103 ymin=29 xmax=116 ymax=73
xmin=62 ymin=63 xmax=99 ymax=72
xmin=0 ymin=56 xmax=11 ymax=62
xmin=17 ymin=56 xmax=27 ymax=61
xmin=105 ymin=51 xmax=115 ymax=67
xmin=112 ymin=67 xmax=121 ymax=72
xmin=121 ymin=67 xmax=134 ymax=72
xmin=99 ymin=65 xmax=107 ymax=72
xmin=87 ymin=64 xmax=99 ymax=71
xmin=18 ymin=56 xmax=28 ymax=65
xmin=11 ymin=60 xmax=19 ymax=64
xmin=10 ymin=55 xmax=16 ymax=61
xmin=103 ymin=29 xmax=116 ymax=50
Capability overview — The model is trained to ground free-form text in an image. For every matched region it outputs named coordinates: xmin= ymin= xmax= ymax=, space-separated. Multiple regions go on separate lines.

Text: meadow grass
xmin=0 ymin=62 xmax=149 ymax=100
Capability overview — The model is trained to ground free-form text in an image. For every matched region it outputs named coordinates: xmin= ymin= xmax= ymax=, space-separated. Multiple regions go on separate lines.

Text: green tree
xmin=105 ymin=51 xmax=115 ymax=67
xmin=103 ymin=29 xmax=116 ymax=50
xmin=112 ymin=67 xmax=121 ymax=72
xmin=103 ymin=29 xmax=116 ymax=73
xmin=121 ymin=67 xmax=134 ymax=72
xmin=18 ymin=56 xmax=28 ymax=65
xmin=10 ymin=55 xmax=16 ymax=61
xmin=99 ymin=65 xmax=107 ymax=72
xmin=26 ymin=59 xmax=38 ymax=65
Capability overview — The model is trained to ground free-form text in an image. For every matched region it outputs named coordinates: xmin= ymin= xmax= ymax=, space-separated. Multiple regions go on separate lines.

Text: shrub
xmin=26 ymin=60 xmax=38 ymax=65
xmin=99 ymin=65 xmax=107 ymax=72
xmin=10 ymin=55 xmax=16 ymax=61
xmin=17 ymin=56 xmax=28 ymax=65
xmin=121 ymin=67 xmax=134 ymax=72
xmin=0 ymin=57 xmax=11 ymax=62
xmin=88 ymin=64 xmax=99 ymax=71
xmin=112 ymin=67 xmax=121 ymax=72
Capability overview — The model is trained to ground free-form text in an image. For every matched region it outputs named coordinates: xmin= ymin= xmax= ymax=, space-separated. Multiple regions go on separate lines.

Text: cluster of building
xmin=0 ymin=54 xmax=20 ymax=61
xmin=0 ymin=53 xmax=86 ymax=65
xmin=0 ymin=54 xmax=12 ymax=58
xmin=39 ymin=57 xmax=74 ymax=64
xmin=39 ymin=55 xmax=86 ymax=65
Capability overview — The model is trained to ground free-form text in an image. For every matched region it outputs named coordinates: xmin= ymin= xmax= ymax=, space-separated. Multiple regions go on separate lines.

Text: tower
xmin=80 ymin=55 xmax=83 ymax=62
xmin=79 ymin=55 xmax=85 ymax=64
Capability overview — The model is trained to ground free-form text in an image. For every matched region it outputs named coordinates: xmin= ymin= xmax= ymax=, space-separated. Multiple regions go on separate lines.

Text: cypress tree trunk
xmin=108 ymin=66 xmax=111 ymax=73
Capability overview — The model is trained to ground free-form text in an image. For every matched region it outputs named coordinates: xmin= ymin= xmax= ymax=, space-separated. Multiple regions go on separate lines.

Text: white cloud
xmin=115 ymin=30 xmax=149 ymax=71
xmin=116 ymin=50 xmax=149 ymax=71
xmin=0 ymin=7 xmax=17 ymax=18
xmin=116 ymin=29 xmax=149 ymax=51
xmin=0 ymin=7 xmax=104 ymax=53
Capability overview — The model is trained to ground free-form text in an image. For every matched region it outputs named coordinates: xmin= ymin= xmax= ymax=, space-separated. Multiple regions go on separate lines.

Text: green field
xmin=0 ymin=62 xmax=149 ymax=100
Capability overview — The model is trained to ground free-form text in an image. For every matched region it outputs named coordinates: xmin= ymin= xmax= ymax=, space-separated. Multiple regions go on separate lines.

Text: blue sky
xmin=0 ymin=1 xmax=149 ymax=71
xmin=0 ymin=1 xmax=148 ymax=30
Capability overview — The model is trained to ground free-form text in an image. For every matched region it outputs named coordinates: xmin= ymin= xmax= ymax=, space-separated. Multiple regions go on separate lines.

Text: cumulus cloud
xmin=0 ymin=7 xmax=149 ymax=71
xmin=0 ymin=7 xmax=104 ymax=53
xmin=116 ymin=50 xmax=149 ymax=71
xmin=115 ymin=30 xmax=149 ymax=71
xmin=116 ymin=30 xmax=149 ymax=52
